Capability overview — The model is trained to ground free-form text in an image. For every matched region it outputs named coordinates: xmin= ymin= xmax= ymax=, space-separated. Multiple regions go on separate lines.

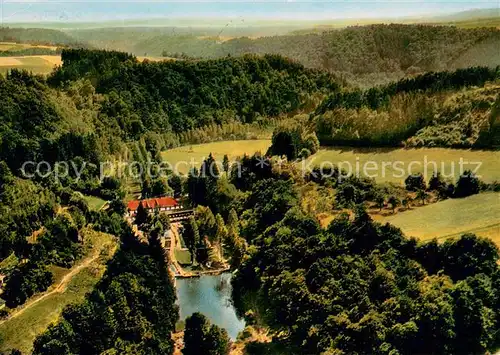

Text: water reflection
xmin=175 ymin=273 xmax=245 ymax=340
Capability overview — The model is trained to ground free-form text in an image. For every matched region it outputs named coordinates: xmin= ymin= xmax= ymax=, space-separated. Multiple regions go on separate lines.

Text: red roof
xmin=127 ymin=197 xmax=178 ymax=211
xmin=127 ymin=200 xmax=140 ymax=211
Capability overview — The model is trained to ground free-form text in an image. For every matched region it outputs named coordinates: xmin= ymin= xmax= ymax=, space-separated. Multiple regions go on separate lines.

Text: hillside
xmin=49 ymin=49 xmax=338 ymax=136
xmin=384 ymin=192 xmax=500 ymax=242
xmin=312 ymin=66 xmax=500 ymax=148
xmin=66 ymin=27 xmax=185 ymax=54
xmin=0 ymin=55 xmax=62 ymax=75
xmin=2 ymin=24 xmax=499 ymax=87
xmin=0 ymin=27 xmax=85 ymax=47
xmin=427 ymin=8 xmax=500 ymax=23
xmin=127 ymin=24 xmax=500 ymax=86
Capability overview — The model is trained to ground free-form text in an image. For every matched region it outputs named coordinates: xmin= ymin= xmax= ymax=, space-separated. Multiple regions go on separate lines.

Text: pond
xmin=175 ymin=273 xmax=245 ymax=340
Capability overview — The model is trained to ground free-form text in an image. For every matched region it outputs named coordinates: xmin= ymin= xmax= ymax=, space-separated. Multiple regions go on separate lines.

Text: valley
xmin=0 ymin=7 xmax=499 ymax=354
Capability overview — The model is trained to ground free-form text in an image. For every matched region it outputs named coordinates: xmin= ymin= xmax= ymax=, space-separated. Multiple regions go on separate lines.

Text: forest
xmin=0 ymin=27 xmax=85 ymax=47
xmin=0 ymin=45 xmax=498 ymax=354
xmin=311 ymin=66 xmax=500 ymax=147
xmin=234 ymin=204 xmax=500 ymax=354
xmin=177 ymin=153 xmax=500 ymax=354
xmin=44 ymin=49 xmax=500 ymax=150
xmin=31 ymin=218 xmax=179 ymax=354
xmin=3 ymin=24 xmax=499 ymax=88
xmin=134 ymin=24 xmax=500 ymax=86
xmin=0 ymin=50 xmax=335 ymax=353
xmin=49 ymin=49 xmax=337 ymax=136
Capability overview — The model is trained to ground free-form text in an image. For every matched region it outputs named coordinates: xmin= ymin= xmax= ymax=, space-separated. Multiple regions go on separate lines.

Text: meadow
xmin=162 ymin=139 xmax=272 ymax=175
xmin=383 ymin=192 xmax=500 ymax=244
xmin=306 ymin=147 xmax=500 ymax=184
xmin=163 ymin=140 xmax=499 ymax=248
xmin=0 ymin=55 xmax=61 ymax=75
xmin=82 ymin=195 xmax=107 ymax=211
xmin=0 ymin=42 xmax=57 ymax=51
xmin=163 ymin=141 xmax=500 ymax=184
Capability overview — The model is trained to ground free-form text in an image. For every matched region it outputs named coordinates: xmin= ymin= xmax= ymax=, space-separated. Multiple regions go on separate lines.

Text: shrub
xmin=454 ymin=171 xmax=480 ymax=198
xmin=428 ymin=172 xmax=446 ymax=191
xmin=405 ymin=173 xmax=426 ymax=191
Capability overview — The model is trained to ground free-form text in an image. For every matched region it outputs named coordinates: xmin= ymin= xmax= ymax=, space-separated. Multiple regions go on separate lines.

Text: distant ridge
xmin=426 ymin=8 xmax=500 ymax=22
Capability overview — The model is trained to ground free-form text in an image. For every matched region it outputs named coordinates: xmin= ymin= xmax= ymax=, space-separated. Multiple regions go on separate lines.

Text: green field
xmin=174 ymin=248 xmax=192 ymax=265
xmin=306 ymin=147 xmax=500 ymax=185
xmin=83 ymin=195 xmax=107 ymax=211
xmin=0 ymin=253 xmax=18 ymax=273
xmin=164 ymin=141 xmax=499 ymax=185
xmin=162 ymin=140 xmax=271 ymax=175
xmin=383 ymin=192 xmax=500 ymax=244
xmin=441 ymin=18 xmax=500 ymax=29
xmin=0 ymin=55 xmax=60 ymax=75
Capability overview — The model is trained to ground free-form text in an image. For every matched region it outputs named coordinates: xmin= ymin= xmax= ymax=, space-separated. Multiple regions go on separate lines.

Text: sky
xmin=0 ymin=0 xmax=497 ymax=24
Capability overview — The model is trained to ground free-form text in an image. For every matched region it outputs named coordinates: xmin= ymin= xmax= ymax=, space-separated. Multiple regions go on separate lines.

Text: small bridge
xmin=167 ymin=209 xmax=194 ymax=222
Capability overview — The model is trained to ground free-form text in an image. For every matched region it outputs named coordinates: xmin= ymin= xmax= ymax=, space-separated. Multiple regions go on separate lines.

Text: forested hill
xmin=49 ymin=49 xmax=338 ymax=135
xmin=0 ymin=48 xmax=338 ymax=181
xmin=0 ymin=27 xmax=87 ymax=47
xmin=0 ymin=63 xmax=179 ymax=354
xmin=3 ymin=24 xmax=499 ymax=87
xmin=311 ymin=66 xmax=500 ymax=148
xmin=135 ymin=24 xmax=500 ymax=86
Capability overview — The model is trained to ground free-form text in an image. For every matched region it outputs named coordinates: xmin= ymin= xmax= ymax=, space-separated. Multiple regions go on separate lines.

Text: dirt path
xmin=0 ymin=252 xmax=100 ymax=325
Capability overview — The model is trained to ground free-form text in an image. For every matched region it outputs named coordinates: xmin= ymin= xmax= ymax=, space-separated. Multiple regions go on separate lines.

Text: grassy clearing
xmin=164 ymin=141 xmax=499 ymax=185
xmin=383 ymin=192 xmax=500 ymax=243
xmin=83 ymin=195 xmax=107 ymax=211
xmin=174 ymin=249 xmax=192 ymax=265
xmin=306 ymin=147 xmax=500 ymax=184
xmin=0 ymin=254 xmax=18 ymax=273
xmin=162 ymin=140 xmax=271 ymax=175
xmin=0 ymin=230 xmax=117 ymax=354
xmin=0 ymin=42 xmax=57 ymax=51
xmin=0 ymin=55 xmax=60 ymax=75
